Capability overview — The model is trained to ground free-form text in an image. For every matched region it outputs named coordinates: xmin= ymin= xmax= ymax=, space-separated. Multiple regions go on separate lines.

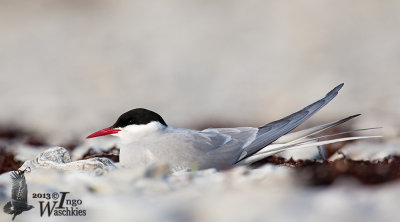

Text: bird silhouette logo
xmin=3 ymin=168 xmax=34 ymax=220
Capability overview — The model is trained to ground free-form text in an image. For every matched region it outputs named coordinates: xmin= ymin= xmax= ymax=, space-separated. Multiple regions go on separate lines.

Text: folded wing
xmin=236 ymin=83 xmax=344 ymax=162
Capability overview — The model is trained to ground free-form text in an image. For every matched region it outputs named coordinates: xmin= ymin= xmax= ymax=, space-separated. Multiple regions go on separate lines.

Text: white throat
xmin=114 ymin=121 xmax=166 ymax=144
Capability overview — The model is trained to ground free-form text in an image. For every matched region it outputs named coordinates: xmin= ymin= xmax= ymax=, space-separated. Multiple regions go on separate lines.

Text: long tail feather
xmin=250 ymin=115 xmax=380 ymax=159
xmin=273 ymin=114 xmax=360 ymax=144
xmin=237 ymin=135 xmax=382 ymax=165
xmin=238 ymin=83 xmax=344 ymax=161
xmin=271 ymin=127 xmax=382 ymax=149
xmin=305 ymin=127 xmax=382 ymax=141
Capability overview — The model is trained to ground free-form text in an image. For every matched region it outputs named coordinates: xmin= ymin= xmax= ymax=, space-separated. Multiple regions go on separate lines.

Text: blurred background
xmin=0 ymin=0 xmax=399 ymax=144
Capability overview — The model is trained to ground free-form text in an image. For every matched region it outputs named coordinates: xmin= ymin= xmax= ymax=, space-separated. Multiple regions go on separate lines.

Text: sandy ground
xmin=0 ymin=138 xmax=399 ymax=222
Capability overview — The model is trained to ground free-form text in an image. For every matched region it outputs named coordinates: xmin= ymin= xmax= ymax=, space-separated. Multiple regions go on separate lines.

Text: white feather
xmin=237 ymin=135 xmax=383 ymax=165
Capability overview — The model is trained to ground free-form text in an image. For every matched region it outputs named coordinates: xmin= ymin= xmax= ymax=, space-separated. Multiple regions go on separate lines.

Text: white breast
xmin=116 ymin=123 xmax=241 ymax=170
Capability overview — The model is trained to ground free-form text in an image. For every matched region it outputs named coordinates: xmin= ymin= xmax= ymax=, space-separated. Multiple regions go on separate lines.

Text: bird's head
xmin=86 ymin=108 xmax=167 ymax=142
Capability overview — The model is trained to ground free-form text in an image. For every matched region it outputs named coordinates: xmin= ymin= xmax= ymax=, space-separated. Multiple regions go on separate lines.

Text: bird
xmin=3 ymin=170 xmax=34 ymax=220
xmin=86 ymin=83 xmax=380 ymax=171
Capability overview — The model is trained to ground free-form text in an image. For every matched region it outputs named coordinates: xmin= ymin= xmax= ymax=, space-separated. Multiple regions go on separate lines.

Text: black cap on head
xmin=111 ymin=108 xmax=167 ymax=128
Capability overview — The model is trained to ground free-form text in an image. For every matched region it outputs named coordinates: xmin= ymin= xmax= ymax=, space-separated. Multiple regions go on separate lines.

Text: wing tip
xmin=349 ymin=113 xmax=361 ymax=119
xmin=336 ymin=83 xmax=344 ymax=90
xmin=341 ymin=114 xmax=361 ymax=123
xmin=328 ymin=83 xmax=344 ymax=96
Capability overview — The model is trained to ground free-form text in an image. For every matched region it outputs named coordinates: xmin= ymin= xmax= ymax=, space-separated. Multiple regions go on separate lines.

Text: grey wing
xmin=202 ymin=127 xmax=258 ymax=148
xmin=10 ymin=172 xmax=28 ymax=203
xmin=196 ymin=128 xmax=258 ymax=168
xmin=3 ymin=201 xmax=13 ymax=214
xmin=237 ymin=83 xmax=344 ymax=162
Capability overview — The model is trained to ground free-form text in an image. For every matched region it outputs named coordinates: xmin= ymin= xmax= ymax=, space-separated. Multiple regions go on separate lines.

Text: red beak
xmin=86 ymin=127 xmax=121 ymax=139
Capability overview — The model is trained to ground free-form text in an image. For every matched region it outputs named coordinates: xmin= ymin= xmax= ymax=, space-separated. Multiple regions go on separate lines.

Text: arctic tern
xmin=86 ymin=84 xmax=380 ymax=170
xmin=3 ymin=170 xmax=34 ymax=220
